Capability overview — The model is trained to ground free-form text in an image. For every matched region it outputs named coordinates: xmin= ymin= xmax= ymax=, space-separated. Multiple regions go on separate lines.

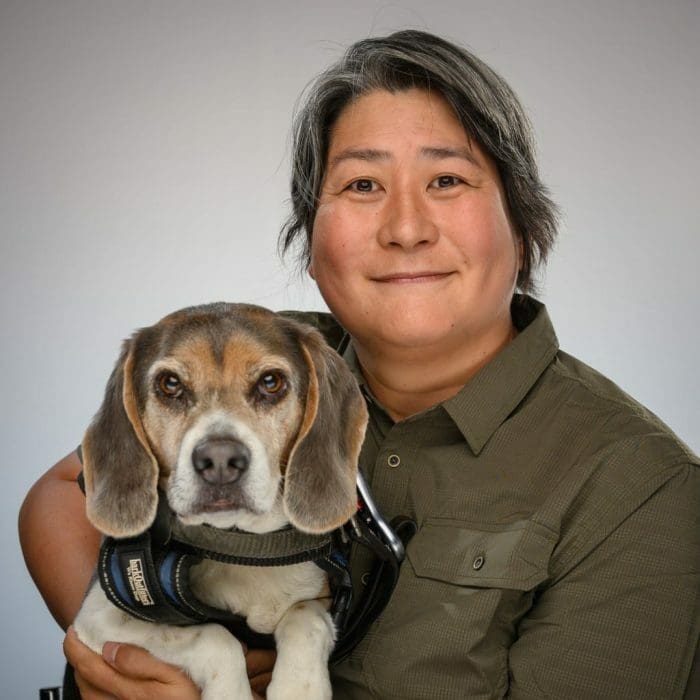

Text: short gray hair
xmin=280 ymin=30 xmax=558 ymax=293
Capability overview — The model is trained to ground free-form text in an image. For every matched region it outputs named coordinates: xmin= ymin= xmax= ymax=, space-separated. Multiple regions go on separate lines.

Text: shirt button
xmin=472 ymin=555 xmax=485 ymax=571
xmin=387 ymin=454 xmax=401 ymax=468
xmin=361 ymin=572 xmax=371 ymax=585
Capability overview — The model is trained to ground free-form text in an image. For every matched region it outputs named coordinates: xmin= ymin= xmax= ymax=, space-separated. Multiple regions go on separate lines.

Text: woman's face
xmin=310 ymin=88 xmax=521 ymax=357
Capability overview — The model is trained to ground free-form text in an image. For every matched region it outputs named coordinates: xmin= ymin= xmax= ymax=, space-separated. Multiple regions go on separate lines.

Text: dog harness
xmin=96 ymin=493 xmax=352 ymax=650
xmin=78 ymin=460 xmax=413 ymax=662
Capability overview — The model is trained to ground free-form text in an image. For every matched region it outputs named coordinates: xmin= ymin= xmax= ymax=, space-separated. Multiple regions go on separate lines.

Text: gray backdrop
xmin=2 ymin=1 xmax=698 ymax=696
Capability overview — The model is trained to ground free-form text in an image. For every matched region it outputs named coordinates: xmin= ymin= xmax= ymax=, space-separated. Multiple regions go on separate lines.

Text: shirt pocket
xmin=362 ymin=518 xmax=557 ymax=700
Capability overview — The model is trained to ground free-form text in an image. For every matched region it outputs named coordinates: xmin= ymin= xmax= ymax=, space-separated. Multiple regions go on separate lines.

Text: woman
xmin=20 ymin=30 xmax=698 ymax=699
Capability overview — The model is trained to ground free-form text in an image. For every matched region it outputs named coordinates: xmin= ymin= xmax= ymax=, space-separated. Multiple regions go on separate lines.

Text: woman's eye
xmin=348 ymin=179 xmax=376 ymax=193
xmin=431 ymin=175 xmax=463 ymax=189
xmin=256 ymin=371 xmax=287 ymax=397
xmin=157 ymin=373 xmax=184 ymax=398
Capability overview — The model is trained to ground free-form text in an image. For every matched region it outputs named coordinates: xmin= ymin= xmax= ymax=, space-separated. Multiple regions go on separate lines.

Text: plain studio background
xmin=2 ymin=1 xmax=698 ymax=695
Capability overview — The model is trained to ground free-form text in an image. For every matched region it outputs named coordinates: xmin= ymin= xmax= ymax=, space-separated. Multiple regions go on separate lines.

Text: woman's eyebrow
xmin=329 ymin=145 xmax=483 ymax=170
xmin=329 ymin=148 xmax=391 ymax=169
xmin=420 ymin=145 xmax=483 ymax=168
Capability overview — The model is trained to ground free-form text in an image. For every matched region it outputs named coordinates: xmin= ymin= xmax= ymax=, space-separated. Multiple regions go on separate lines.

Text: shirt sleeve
xmin=507 ymin=461 xmax=699 ymax=700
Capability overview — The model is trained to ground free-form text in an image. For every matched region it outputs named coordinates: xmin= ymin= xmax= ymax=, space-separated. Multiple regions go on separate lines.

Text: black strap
xmin=331 ymin=516 xmax=416 ymax=663
xmin=99 ymin=532 xmax=202 ymax=625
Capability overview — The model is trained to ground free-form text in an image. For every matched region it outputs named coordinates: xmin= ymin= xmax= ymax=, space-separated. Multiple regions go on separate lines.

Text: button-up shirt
xmin=287 ymin=295 xmax=698 ymax=699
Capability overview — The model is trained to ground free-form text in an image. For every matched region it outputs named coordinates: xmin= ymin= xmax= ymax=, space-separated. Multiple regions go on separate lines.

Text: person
xmin=19 ymin=29 xmax=698 ymax=700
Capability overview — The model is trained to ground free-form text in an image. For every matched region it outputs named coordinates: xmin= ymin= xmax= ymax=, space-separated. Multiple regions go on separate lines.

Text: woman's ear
xmin=283 ymin=328 xmax=367 ymax=533
xmin=81 ymin=338 xmax=159 ymax=538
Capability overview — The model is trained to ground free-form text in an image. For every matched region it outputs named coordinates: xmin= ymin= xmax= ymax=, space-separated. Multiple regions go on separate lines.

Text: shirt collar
xmin=442 ymin=295 xmax=559 ymax=454
xmin=341 ymin=295 xmax=559 ymax=455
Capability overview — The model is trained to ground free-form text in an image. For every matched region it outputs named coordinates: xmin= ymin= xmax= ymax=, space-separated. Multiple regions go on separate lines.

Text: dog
xmin=73 ymin=302 xmax=368 ymax=699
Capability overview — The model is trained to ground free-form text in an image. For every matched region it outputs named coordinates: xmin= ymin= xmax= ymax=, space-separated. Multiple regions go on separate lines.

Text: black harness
xmin=96 ymin=473 xmax=414 ymax=662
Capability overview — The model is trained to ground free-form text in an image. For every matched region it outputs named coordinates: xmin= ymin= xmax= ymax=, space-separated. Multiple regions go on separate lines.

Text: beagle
xmin=73 ymin=302 xmax=367 ymax=700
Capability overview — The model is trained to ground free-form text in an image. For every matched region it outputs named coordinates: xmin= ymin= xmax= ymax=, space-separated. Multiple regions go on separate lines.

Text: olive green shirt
xmin=291 ymin=296 xmax=699 ymax=700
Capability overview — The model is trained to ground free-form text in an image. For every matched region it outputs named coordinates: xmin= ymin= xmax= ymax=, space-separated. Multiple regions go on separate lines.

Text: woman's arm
xmin=18 ymin=450 xmax=99 ymax=629
xmin=507 ymin=462 xmax=699 ymax=699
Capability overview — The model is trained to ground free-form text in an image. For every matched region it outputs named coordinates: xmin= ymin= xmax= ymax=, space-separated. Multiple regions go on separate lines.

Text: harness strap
xmin=99 ymin=531 xmax=200 ymax=626
xmin=98 ymin=532 xmax=278 ymax=647
xmin=330 ymin=516 xmax=416 ymax=663
xmin=315 ymin=549 xmax=354 ymax=635
xmin=170 ymin=520 xmax=334 ymax=566
xmin=97 ymin=495 xmax=340 ymax=647
xmin=84 ymin=452 xmax=413 ymax=660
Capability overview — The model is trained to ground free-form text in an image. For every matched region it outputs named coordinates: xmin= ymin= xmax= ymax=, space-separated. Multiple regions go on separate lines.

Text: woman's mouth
xmin=372 ymin=271 xmax=453 ymax=284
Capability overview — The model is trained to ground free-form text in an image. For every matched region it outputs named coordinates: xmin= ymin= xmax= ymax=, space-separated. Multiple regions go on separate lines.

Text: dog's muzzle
xmin=192 ymin=437 xmax=250 ymax=484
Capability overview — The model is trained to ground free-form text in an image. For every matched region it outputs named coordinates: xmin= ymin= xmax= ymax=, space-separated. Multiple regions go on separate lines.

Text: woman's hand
xmin=65 ymin=626 xmax=201 ymax=700
xmin=244 ymin=645 xmax=276 ymax=698
xmin=65 ymin=627 xmax=276 ymax=699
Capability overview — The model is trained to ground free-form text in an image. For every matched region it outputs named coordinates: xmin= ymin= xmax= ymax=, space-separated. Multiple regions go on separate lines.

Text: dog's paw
xmin=268 ymin=600 xmax=335 ymax=700
xmin=199 ymin=665 xmax=253 ymax=700
xmin=171 ymin=623 xmax=250 ymax=700
xmin=266 ymin=673 xmax=332 ymax=700
xmin=201 ymin=678 xmax=253 ymax=700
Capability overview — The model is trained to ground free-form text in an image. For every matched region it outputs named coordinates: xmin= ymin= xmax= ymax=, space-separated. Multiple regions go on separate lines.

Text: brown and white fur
xmin=73 ymin=302 xmax=367 ymax=700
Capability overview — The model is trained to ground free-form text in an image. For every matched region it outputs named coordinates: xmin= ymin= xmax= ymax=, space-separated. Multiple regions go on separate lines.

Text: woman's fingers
xmin=245 ymin=647 xmax=276 ymax=678
xmin=73 ymin=673 xmax=119 ymax=700
xmin=65 ymin=628 xmax=119 ymax=700
xmin=102 ymin=640 xmax=179 ymax=683
xmin=246 ymin=647 xmax=275 ymax=698
xmin=250 ymin=669 xmax=273 ymax=697
xmin=64 ymin=627 xmax=201 ymax=699
xmin=66 ymin=627 xmax=277 ymax=698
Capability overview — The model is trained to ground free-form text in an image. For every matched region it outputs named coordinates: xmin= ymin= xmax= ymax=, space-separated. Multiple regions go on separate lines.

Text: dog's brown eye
xmin=157 ymin=373 xmax=184 ymax=398
xmin=256 ymin=371 xmax=287 ymax=397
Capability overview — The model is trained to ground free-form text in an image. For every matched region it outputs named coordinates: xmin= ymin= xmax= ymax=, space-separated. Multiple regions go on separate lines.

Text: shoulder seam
xmin=549 ymin=355 xmax=697 ymax=463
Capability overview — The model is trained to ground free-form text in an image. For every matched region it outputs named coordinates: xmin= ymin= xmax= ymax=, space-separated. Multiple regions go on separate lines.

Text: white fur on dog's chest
xmin=189 ymin=558 xmax=329 ymax=632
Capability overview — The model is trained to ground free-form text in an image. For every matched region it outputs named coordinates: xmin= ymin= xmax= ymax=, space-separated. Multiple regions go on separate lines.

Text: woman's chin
xmin=358 ymin=320 xmax=466 ymax=355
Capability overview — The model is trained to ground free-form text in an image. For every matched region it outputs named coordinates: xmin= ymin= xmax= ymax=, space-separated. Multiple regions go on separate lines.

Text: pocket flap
xmin=408 ymin=518 xmax=556 ymax=590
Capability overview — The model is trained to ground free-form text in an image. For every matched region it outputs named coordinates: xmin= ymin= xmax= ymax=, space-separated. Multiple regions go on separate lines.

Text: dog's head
xmin=81 ymin=303 xmax=367 ymax=538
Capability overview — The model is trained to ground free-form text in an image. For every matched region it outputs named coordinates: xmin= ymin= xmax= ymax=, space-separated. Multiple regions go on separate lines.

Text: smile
xmin=372 ymin=271 xmax=454 ymax=284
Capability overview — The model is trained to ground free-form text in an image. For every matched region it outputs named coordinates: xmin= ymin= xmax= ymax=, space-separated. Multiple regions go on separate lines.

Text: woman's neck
xmin=353 ymin=321 xmax=517 ymax=422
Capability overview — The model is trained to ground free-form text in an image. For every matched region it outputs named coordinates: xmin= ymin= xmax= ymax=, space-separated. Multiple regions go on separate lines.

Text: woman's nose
xmin=377 ymin=189 xmax=438 ymax=250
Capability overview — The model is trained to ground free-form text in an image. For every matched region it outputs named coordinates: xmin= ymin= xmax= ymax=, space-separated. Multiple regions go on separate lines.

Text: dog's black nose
xmin=192 ymin=438 xmax=250 ymax=484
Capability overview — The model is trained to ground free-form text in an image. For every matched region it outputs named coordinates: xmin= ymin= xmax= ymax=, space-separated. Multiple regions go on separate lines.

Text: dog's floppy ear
xmin=81 ymin=337 xmax=159 ymax=538
xmin=283 ymin=328 xmax=368 ymax=534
